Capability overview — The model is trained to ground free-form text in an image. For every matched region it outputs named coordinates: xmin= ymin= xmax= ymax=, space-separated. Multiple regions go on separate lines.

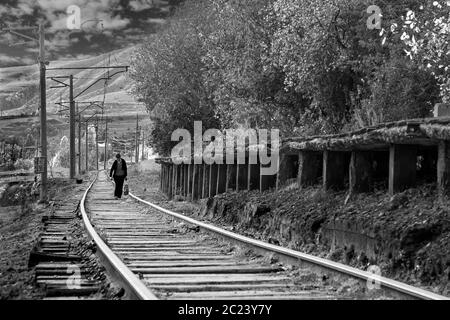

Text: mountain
xmin=1 ymin=46 xmax=145 ymax=116
xmin=0 ymin=46 xmax=151 ymax=144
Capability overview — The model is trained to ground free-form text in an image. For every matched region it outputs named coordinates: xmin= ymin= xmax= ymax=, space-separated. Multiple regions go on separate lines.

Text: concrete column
xmin=209 ymin=164 xmax=218 ymax=197
xmin=389 ymin=144 xmax=417 ymax=195
xmin=179 ymin=164 xmax=184 ymax=196
xmin=323 ymin=151 xmax=350 ymax=190
xmin=236 ymin=164 xmax=248 ymax=191
xmin=192 ymin=164 xmax=203 ymax=200
xmin=172 ymin=165 xmax=176 ymax=196
xmin=168 ymin=165 xmax=173 ymax=199
xmin=191 ymin=164 xmax=198 ymax=200
xmin=226 ymin=164 xmax=237 ymax=192
xmin=187 ymin=164 xmax=193 ymax=200
xmin=160 ymin=164 xmax=163 ymax=191
xmin=217 ymin=164 xmax=227 ymax=194
xmin=177 ymin=165 xmax=182 ymax=196
xmin=176 ymin=164 xmax=181 ymax=196
xmin=162 ymin=164 xmax=166 ymax=194
xmin=298 ymin=151 xmax=322 ymax=187
xmin=199 ymin=164 xmax=203 ymax=199
xmin=197 ymin=164 xmax=204 ymax=199
xmin=163 ymin=165 xmax=168 ymax=195
xmin=178 ymin=165 xmax=182 ymax=196
xmin=181 ymin=164 xmax=185 ymax=197
xmin=349 ymin=151 xmax=373 ymax=193
xmin=438 ymin=141 xmax=450 ymax=198
xmin=172 ymin=165 xmax=177 ymax=197
xmin=248 ymin=163 xmax=260 ymax=191
xmin=202 ymin=164 xmax=210 ymax=198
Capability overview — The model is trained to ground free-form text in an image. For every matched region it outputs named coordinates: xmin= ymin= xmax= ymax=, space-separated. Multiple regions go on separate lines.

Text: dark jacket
xmin=110 ymin=159 xmax=127 ymax=178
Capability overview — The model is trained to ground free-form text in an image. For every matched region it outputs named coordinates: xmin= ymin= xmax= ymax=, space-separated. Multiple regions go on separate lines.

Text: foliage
xmin=384 ymin=1 xmax=450 ymax=101
xmin=0 ymin=85 xmax=38 ymax=115
xmin=353 ymin=57 xmax=440 ymax=127
xmin=200 ymin=0 xmax=308 ymax=135
xmin=13 ymin=159 xmax=33 ymax=171
xmin=130 ymin=0 xmax=446 ymax=155
xmin=130 ymin=0 xmax=220 ymax=156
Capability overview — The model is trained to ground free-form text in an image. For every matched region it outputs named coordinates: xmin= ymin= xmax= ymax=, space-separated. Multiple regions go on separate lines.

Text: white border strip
xmin=81 ymin=175 xmax=158 ymax=300
xmin=130 ymin=192 xmax=449 ymax=301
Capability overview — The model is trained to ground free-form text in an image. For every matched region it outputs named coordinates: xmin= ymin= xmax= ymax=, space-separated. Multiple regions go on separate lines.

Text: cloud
xmin=0 ymin=0 xmax=172 ymax=68
xmin=17 ymin=2 xmax=34 ymax=15
xmin=129 ymin=0 xmax=155 ymax=11
xmin=0 ymin=54 xmax=35 ymax=67
xmin=36 ymin=0 xmax=89 ymax=12
xmin=147 ymin=18 xmax=166 ymax=24
xmin=101 ymin=17 xmax=130 ymax=30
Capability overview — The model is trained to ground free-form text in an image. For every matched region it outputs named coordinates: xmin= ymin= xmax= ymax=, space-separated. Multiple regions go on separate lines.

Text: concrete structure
xmin=158 ymin=118 xmax=450 ymax=201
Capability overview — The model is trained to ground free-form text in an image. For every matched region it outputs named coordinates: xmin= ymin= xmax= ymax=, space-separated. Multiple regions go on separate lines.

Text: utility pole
xmin=135 ymin=114 xmax=139 ymax=164
xmin=95 ymin=116 xmax=99 ymax=171
xmin=69 ymin=75 xmax=75 ymax=179
xmin=38 ymin=23 xmax=48 ymax=202
xmin=104 ymin=115 xmax=108 ymax=170
xmin=77 ymin=104 xmax=81 ymax=175
xmin=85 ymin=121 xmax=89 ymax=173
xmin=141 ymin=127 xmax=145 ymax=161
xmin=1 ymin=23 xmax=48 ymax=201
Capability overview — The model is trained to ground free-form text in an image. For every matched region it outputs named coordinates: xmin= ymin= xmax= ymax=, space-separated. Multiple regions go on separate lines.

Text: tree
xmin=384 ymin=1 xmax=450 ymax=101
xmin=267 ymin=0 xmax=442 ymax=131
xmin=201 ymin=0 xmax=308 ymax=136
xmin=130 ymin=0 xmax=220 ymax=155
xmin=130 ymin=0 xmax=445 ymax=147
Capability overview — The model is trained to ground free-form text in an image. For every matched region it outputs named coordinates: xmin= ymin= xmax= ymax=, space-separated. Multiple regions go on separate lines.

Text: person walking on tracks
xmin=110 ymin=153 xmax=128 ymax=199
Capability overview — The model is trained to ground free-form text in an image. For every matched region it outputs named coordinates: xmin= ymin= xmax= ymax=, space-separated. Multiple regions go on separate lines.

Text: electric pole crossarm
xmin=46 ymin=66 xmax=129 ymax=71
xmin=48 ymin=77 xmax=70 ymax=88
xmin=1 ymin=26 xmax=38 ymax=43
xmin=74 ymin=70 xmax=128 ymax=99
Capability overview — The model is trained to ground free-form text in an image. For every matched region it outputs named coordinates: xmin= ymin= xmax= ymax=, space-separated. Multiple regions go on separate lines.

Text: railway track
xmin=81 ymin=172 xmax=448 ymax=300
xmin=30 ymin=181 xmax=106 ymax=300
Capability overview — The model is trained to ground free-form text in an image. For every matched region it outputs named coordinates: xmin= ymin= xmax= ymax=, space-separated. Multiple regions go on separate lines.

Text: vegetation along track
xmin=81 ymin=172 xmax=449 ymax=300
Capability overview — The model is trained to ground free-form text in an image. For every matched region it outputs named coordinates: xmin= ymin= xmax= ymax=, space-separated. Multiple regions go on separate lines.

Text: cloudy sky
xmin=0 ymin=0 xmax=179 ymax=67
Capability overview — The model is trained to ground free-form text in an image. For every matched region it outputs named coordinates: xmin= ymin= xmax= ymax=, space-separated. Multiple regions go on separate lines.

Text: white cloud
xmin=147 ymin=18 xmax=166 ymax=24
xmin=0 ymin=54 xmax=35 ymax=66
xmin=100 ymin=17 xmax=130 ymax=30
xmin=36 ymin=0 xmax=88 ymax=12
xmin=129 ymin=0 xmax=154 ymax=11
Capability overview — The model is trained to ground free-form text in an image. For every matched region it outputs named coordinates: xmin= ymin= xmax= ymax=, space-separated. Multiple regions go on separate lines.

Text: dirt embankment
xmin=195 ymin=185 xmax=449 ymax=296
xmin=127 ymin=162 xmax=449 ymax=297
xmin=0 ymin=179 xmax=55 ymax=299
xmin=0 ymin=176 xmax=119 ymax=300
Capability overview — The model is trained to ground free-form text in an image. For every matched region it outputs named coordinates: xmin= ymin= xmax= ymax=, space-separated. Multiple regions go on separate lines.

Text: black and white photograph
xmin=0 ymin=0 xmax=449 ymax=309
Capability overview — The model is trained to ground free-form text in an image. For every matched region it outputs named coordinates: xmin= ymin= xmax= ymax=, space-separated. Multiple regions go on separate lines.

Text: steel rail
xmin=129 ymin=191 xmax=449 ymax=301
xmin=80 ymin=173 xmax=158 ymax=300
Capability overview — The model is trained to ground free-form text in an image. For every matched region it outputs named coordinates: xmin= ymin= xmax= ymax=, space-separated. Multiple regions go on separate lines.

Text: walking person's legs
xmin=115 ymin=176 xmax=125 ymax=199
xmin=113 ymin=176 xmax=121 ymax=199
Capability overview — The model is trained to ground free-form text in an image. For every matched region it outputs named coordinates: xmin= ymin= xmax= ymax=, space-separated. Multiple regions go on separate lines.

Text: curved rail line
xmin=128 ymin=197 xmax=449 ymax=301
xmin=80 ymin=173 xmax=157 ymax=300
xmin=81 ymin=172 xmax=448 ymax=300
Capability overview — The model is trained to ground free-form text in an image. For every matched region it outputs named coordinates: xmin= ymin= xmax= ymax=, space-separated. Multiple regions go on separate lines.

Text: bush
xmin=13 ymin=159 xmax=33 ymax=171
xmin=353 ymin=58 xmax=441 ymax=128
